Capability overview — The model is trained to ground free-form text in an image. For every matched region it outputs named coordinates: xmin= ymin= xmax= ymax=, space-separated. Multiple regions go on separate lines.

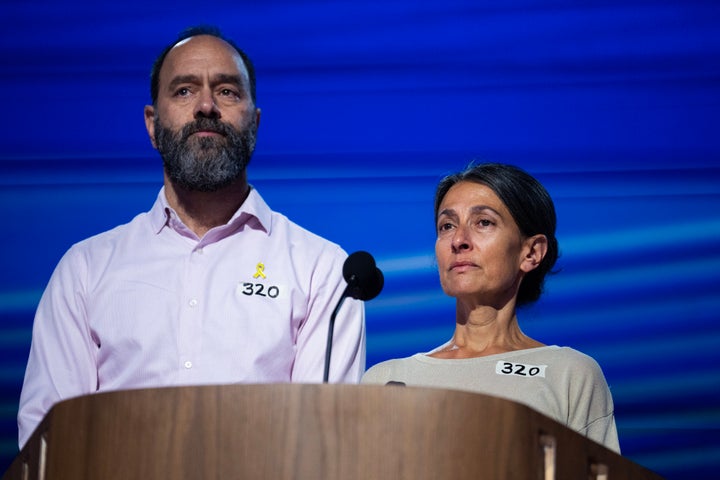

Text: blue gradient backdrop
xmin=1 ymin=1 xmax=719 ymax=478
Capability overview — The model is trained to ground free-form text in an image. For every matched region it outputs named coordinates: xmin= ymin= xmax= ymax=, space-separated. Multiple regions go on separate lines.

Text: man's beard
xmin=154 ymin=115 xmax=257 ymax=192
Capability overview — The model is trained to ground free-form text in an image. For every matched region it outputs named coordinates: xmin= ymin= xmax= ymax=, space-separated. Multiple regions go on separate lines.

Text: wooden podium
xmin=2 ymin=384 xmax=662 ymax=479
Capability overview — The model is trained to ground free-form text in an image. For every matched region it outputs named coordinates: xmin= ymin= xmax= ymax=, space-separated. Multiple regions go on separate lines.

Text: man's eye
xmin=220 ymin=88 xmax=239 ymax=97
xmin=438 ymin=223 xmax=454 ymax=232
xmin=175 ymin=87 xmax=191 ymax=96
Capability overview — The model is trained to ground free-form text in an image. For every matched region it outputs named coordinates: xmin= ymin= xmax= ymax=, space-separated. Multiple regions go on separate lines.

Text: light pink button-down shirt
xmin=18 ymin=187 xmax=365 ymax=447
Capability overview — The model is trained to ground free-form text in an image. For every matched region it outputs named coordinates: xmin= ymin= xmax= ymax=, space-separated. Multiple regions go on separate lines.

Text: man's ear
xmin=144 ymin=105 xmax=157 ymax=149
xmin=255 ymin=107 xmax=262 ymax=129
xmin=520 ymin=234 xmax=548 ymax=273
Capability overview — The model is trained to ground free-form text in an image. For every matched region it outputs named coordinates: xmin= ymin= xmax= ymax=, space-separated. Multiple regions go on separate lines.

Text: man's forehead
xmin=171 ymin=34 xmax=231 ymax=51
xmin=163 ymin=35 xmax=248 ymax=77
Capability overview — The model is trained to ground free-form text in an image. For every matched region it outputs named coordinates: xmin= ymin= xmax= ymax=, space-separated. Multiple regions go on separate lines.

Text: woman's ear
xmin=520 ymin=234 xmax=548 ymax=273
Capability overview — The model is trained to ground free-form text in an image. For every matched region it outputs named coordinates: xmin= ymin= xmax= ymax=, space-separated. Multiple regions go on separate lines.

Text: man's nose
xmin=195 ymin=88 xmax=220 ymax=118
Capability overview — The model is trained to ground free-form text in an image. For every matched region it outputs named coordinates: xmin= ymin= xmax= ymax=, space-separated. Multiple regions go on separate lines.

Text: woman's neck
xmin=429 ymin=303 xmax=544 ymax=359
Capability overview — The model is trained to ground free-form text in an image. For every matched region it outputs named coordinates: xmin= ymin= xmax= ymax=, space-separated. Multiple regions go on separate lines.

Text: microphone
xmin=342 ymin=250 xmax=384 ymax=301
xmin=323 ymin=251 xmax=384 ymax=383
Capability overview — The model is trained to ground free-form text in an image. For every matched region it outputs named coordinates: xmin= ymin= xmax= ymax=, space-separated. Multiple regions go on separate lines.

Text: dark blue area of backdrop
xmin=1 ymin=1 xmax=719 ymax=478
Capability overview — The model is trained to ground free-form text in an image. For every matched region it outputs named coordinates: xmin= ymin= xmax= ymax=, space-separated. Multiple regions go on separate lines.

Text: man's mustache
xmin=180 ymin=118 xmax=234 ymax=141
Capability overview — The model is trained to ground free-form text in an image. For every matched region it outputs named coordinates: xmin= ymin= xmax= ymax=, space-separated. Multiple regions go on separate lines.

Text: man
xmin=17 ymin=26 xmax=365 ymax=448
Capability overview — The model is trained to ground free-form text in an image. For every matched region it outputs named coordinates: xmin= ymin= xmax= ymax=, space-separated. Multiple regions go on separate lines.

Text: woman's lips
xmin=449 ymin=261 xmax=477 ymax=272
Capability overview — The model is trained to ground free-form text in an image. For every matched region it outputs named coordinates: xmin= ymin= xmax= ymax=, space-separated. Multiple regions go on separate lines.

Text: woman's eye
xmin=438 ymin=222 xmax=454 ymax=232
xmin=477 ymin=219 xmax=494 ymax=227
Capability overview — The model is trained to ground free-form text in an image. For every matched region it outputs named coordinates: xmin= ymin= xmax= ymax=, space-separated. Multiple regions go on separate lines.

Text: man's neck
xmin=164 ymin=173 xmax=250 ymax=238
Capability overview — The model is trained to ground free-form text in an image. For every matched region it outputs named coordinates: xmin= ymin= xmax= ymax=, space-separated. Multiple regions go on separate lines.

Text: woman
xmin=362 ymin=163 xmax=620 ymax=453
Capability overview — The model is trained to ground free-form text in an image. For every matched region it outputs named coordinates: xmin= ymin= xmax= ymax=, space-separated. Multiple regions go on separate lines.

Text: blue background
xmin=1 ymin=1 xmax=719 ymax=478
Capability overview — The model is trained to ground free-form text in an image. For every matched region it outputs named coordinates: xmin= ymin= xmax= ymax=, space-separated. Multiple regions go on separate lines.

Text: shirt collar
xmin=148 ymin=185 xmax=272 ymax=237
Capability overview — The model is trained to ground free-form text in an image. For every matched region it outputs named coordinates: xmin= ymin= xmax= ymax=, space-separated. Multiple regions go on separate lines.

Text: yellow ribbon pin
xmin=253 ymin=262 xmax=266 ymax=279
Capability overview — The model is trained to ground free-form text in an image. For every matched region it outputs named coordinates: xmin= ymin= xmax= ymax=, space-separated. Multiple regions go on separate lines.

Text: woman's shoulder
xmin=518 ymin=345 xmax=593 ymax=360
xmin=525 ymin=345 xmax=606 ymax=376
xmin=361 ymin=355 xmax=424 ymax=384
xmin=553 ymin=345 xmax=603 ymax=365
xmin=533 ymin=345 xmax=591 ymax=357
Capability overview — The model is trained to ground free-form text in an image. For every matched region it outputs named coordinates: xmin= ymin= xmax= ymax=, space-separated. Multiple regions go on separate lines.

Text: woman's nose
xmin=451 ymin=226 xmax=471 ymax=252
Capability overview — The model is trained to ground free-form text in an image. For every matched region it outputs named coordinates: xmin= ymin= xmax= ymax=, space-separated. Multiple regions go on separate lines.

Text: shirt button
xmin=189 ymin=298 xmax=198 ymax=307
xmin=196 ymin=248 xmax=204 ymax=255
xmin=184 ymin=361 xmax=193 ymax=369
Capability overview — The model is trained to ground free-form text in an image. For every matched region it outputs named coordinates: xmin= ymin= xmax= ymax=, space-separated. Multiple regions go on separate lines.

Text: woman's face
xmin=435 ymin=181 xmax=532 ymax=306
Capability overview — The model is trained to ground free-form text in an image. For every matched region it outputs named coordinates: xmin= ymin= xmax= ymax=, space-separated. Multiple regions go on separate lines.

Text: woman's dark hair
xmin=434 ymin=162 xmax=559 ymax=306
xmin=149 ymin=25 xmax=257 ymax=105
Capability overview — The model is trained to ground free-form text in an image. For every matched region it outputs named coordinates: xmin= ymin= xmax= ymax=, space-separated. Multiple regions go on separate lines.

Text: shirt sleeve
xmin=566 ymin=352 xmax=621 ymax=454
xmin=361 ymin=360 xmax=396 ymax=385
xmin=290 ymin=244 xmax=366 ymax=383
xmin=584 ymin=409 xmax=621 ymax=454
xmin=17 ymin=245 xmax=98 ymax=448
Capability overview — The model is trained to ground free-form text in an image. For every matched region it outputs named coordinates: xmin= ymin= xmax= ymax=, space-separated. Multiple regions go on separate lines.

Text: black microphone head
xmin=343 ymin=251 xmax=384 ymax=301
xmin=342 ymin=251 xmax=375 ymax=282
xmin=361 ymin=267 xmax=383 ymax=301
